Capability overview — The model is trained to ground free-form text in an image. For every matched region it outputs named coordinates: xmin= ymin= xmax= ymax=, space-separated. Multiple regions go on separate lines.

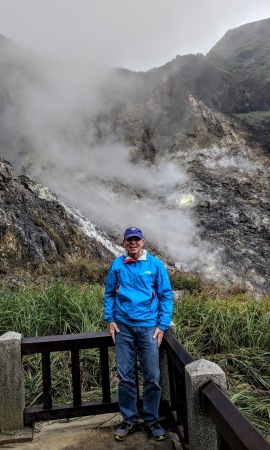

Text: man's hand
xmin=109 ymin=321 xmax=120 ymax=343
xmin=153 ymin=327 xmax=164 ymax=348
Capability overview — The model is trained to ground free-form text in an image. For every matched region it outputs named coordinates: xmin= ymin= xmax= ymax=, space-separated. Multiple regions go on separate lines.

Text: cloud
xmin=0 ymin=0 xmax=270 ymax=70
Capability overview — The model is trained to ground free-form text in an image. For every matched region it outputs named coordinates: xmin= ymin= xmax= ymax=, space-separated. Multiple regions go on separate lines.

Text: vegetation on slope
xmin=0 ymin=269 xmax=269 ymax=439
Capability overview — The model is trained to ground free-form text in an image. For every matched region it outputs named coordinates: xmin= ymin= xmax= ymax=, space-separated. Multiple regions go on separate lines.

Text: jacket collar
xmin=124 ymin=249 xmax=147 ymax=263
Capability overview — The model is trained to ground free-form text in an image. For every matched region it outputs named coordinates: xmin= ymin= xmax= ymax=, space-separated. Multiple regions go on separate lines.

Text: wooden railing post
xmin=160 ymin=322 xmax=176 ymax=403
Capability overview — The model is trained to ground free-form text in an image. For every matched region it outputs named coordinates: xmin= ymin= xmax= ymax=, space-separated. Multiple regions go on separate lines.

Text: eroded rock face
xmin=183 ymin=146 xmax=270 ymax=290
xmin=99 ymin=84 xmax=270 ymax=290
xmin=0 ymin=159 xmax=116 ymax=275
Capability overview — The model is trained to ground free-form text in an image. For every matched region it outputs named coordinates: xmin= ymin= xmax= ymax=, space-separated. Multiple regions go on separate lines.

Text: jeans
xmin=115 ymin=321 xmax=161 ymax=425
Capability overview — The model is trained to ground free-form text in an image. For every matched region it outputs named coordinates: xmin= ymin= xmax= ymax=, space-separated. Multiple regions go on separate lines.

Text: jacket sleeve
xmin=104 ymin=260 xmax=118 ymax=323
xmin=155 ymin=260 xmax=173 ymax=331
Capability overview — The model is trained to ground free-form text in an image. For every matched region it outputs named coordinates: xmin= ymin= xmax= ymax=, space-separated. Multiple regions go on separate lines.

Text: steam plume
xmin=0 ymin=42 xmax=199 ymax=265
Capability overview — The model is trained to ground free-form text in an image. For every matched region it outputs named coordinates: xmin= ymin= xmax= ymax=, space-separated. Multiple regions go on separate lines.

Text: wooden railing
xmin=162 ymin=332 xmax=270 ymax=450
xmin=162 ymin=330 xmax=194 ymax=448
xmin=201 ymin=381 xmax=270 ymax=450
xmin=22 ymin=332 xmax=118 ymax=425
xmin=21 ymin=330 xmax=270 ymax=450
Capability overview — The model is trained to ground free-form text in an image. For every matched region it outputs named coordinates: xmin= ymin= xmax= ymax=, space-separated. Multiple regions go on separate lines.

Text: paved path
xmin=1 ymin=413 xmax=182 ymax=450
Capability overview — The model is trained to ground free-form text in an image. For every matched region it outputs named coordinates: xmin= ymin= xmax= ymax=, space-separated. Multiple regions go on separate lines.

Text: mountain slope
xmin=0 ymin=158 xmax=118 ymax=280
xmin=0 ymin=19 xmax=270 ymax=290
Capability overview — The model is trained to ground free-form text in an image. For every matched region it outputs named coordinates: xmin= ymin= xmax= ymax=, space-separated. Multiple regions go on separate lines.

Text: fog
xmin=0 ymin=0 xmax=270 ymax=70
xmin=1 ymin=1 xmax=269 ymax=265
xmin=0 ymin=43 xmax=200 ymax=265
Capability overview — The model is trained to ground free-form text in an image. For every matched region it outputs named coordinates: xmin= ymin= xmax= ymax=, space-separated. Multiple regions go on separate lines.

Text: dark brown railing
xmin=162 ymin=330 xmax=194 ymax=449
xmin=21 ymin=330 xmax=270 ymax=450
xmin=201 ymin=381 xmax=270 ymax=450
xmin=22 ymin=332 xmax=118 ymax=425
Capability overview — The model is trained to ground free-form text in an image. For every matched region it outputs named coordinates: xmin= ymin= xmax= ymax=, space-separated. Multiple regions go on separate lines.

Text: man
xmin=104 ymin=227 xmax=173 ymax=441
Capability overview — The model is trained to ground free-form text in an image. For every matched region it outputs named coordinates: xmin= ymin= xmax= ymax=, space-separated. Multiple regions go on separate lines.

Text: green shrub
xmin=169 ymin=270 xmax=202 ymax=292
xmin=56 ymin=260 xmax=110 ymax=284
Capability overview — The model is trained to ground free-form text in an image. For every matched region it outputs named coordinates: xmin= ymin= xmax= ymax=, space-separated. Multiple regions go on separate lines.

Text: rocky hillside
xmin=0 ymin=158 xmax=119 ymax=281
xmin=0 ymin=19 xmax=270 ymax=291
xmin=180 ymin=18 xmax=270 ymax=150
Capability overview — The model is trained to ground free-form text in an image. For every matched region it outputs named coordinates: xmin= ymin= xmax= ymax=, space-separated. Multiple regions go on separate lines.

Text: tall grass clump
xmin=173 ymin=291 xmax=270 ymax=438
xmin=0 ymin=280 xmax=107 ymax=337
xmin=169 ymin=270 xmax=202 ymax=292
xmin=56 ymin=260 xmax=110 ymax=284
xmin=0 ymin=280 xmax=113 ymax=408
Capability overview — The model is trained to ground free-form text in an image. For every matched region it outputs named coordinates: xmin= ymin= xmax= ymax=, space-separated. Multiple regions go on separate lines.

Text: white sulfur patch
xmin=167 ymin=192 xmax=196 ymax=208
xmin=61 ymin=204 xmax=122 ymax=258
xmin=175 ymin=194 xmax=196 ymax=207
xmin=24 ymin=179 xmax=58 ymax=202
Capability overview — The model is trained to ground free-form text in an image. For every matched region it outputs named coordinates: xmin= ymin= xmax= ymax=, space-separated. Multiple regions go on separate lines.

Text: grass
xmin=0 ymin=281 xmax=107 ymax=336
xmin=168 ymin=269 xmax=202 ymax=292
xmin=0 ymin=274 xmax=269 ymax=439
xmin=174 ymin=291 xmax=270 ymax=437
xmin=174 ymin=292 xmax=270 ymax=353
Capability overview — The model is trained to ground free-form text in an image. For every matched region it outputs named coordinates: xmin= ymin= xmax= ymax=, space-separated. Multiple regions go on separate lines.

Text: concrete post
xmin=185 ymin=359 xmax=227 ymax=450
xmin=159 ymin=322 xmax=176 ymax=403
xmin=0 ymin=332 xmax=25 ymax=431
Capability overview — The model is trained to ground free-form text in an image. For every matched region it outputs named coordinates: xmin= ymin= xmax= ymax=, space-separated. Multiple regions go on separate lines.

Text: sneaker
xmin=114 ymin=421 xmax=138 ymax=441
xmin=146 ymin=421 xmax=166 ymax=441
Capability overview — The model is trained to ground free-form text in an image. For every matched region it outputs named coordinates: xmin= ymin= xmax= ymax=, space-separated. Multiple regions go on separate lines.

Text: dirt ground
xmin=0 ymin=413 xmax=182 ymax=450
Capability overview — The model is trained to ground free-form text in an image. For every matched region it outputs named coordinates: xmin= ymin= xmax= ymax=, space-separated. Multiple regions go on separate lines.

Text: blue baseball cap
xmin=124 ymin=227 xmax=143 ymax=240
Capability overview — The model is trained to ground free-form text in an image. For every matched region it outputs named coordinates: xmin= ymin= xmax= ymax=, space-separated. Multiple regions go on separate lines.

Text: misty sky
xmin=0 ymin=0 xmax=270 ymax=71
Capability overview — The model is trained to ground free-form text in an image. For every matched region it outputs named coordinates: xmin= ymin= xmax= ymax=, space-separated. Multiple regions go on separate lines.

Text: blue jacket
xmin=104 ymin=251 xmax=173 ymax=330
